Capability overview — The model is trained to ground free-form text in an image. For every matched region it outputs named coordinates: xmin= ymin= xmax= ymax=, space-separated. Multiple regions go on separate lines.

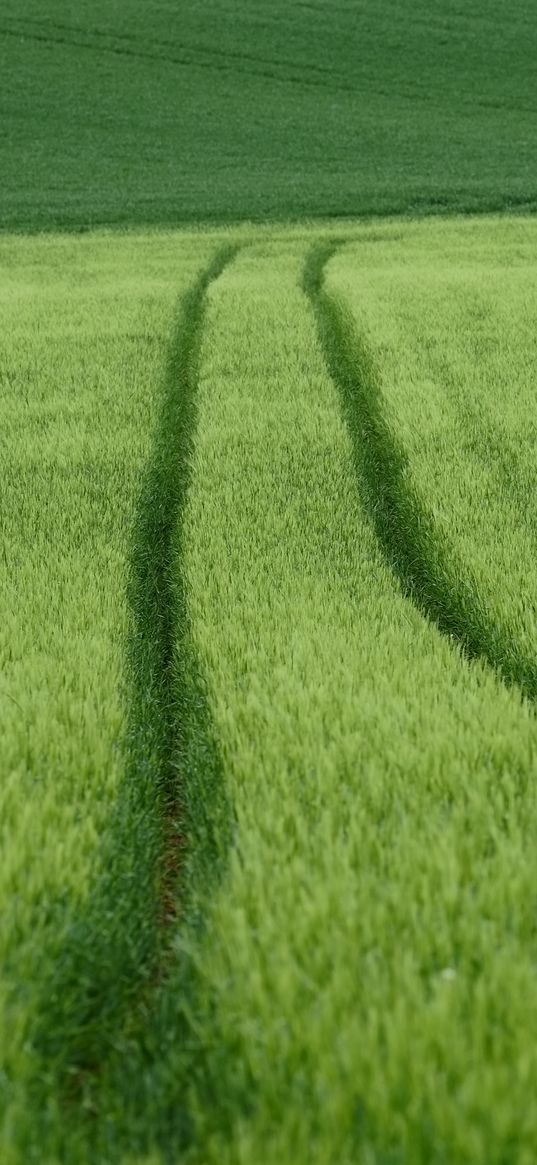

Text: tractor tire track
xmin=30 ymin=245 xmax=238 ymax=1126
xmin=304 ymin=241 xmax=537 ymax=704
xmin=0 ymin=21 xmax=357 ymax=98
xmin=2 ymin=13 xmax=341 ymax=83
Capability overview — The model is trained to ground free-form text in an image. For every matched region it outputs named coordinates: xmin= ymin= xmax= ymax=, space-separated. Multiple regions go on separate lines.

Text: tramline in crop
xmin=3 ymin=217 xmax=537 ymax=1165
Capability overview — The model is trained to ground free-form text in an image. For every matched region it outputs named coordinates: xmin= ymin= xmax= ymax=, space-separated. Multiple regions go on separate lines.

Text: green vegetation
xmin=325 ymin=216 xmax=537 ymax=698
xmin=0 ymin=228 xmax=217 ymax=1159
xmin=157 ymin=233 xmax=537 ymax=1165
xmin=2 ymin=0 xmax=537 ymax=231
xmin=4 ymin=218 xmax=537 ymax=1164
xmin=4 ymin=0 xmax=537 ymax=1158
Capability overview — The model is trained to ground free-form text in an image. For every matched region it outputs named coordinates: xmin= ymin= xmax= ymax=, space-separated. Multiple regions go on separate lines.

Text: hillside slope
xmin=1 ymin=0 xmax=536 ymax=230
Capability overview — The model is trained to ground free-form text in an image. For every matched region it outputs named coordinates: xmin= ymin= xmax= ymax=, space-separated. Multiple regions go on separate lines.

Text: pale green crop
xmin=3 ymin=218 xmax=537 ymax=1165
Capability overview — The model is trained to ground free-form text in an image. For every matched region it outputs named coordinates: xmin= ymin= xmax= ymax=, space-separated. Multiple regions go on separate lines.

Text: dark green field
xmin=1 ymin=0 xmax=536 ymax=231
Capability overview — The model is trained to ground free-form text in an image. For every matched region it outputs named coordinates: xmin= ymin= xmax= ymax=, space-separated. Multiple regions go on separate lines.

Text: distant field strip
xmin=3 ymin=0 xmax=537 ymax=230
xmin=146 ymin=237 xmax=537 ymax=1165
xmin=322 ymin=217 xmax=537 ymax=702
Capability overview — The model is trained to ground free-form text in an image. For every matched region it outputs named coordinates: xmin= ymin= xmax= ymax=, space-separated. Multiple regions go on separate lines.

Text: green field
xmin=1 ymin=0 xmax=537 ymax=230
xmin=3 ymin=0 xmax=537 ymax=1159
xmin=3 ymin=217 xmax=537 ymax=1163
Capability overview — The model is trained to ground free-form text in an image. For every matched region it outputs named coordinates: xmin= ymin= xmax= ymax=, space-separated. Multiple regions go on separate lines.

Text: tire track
xmin=2 ymin=13 xmax=341 ymax=83
xmin=0 ymin=21 xmax=357 ymax=97
xmin=127 ymin=242 xmax=239 ymax=944
xmin=304 ymin=241 xmax=537 ymax=704
xmin=10 ymin=15 xmax=531 ymax=115
xmin=30 ymin=245 xmax=238 ymax=1123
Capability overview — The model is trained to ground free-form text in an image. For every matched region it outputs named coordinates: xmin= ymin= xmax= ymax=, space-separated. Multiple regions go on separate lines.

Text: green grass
xmin=4 ymin=218 xmax=537 ymax=1164
xmin=1 ymin=0 xmax=537 ymax=230
xmin=325 ymin=216 xmax=537 ymax=698
xmin=0 ymin=228 xmax=218 ymax=1160
xmin=155 ymin=231 xmax=537 ymax=1165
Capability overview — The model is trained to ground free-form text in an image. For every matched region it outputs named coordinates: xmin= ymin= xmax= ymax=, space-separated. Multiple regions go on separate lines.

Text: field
xmin=3 ymin=0 xmax=537 ymax=1159
xmin=1 ymin=0 xmax=537 ymax=230
xmin=3 ymin=217 xmax=537 ymax=1163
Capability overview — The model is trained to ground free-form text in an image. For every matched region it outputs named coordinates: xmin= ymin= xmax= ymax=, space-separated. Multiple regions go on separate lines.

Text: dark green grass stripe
xmin=129 ymin=242 xmax=239 ymax=928
xmin=304 ymin=242 xmax=537 ymax=704
xmin=0 ymin=20 xmax=350 ymax=97
xmin=28 ymin=245 xmax=238 ymax=1143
